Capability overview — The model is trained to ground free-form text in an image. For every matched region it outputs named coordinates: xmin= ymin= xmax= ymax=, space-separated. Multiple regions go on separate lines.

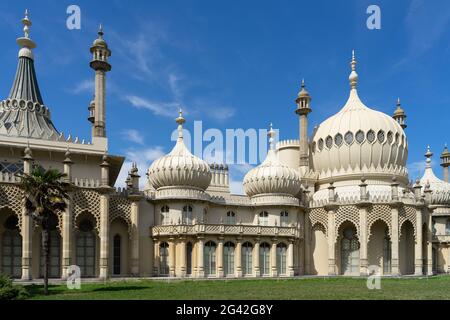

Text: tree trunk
xmin=41 ymin=224 xmax=50 ymax=295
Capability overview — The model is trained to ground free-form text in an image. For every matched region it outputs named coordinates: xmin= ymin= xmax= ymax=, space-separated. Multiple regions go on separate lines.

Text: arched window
xmin=259 ymin=243 xmax=271 ymax=276
xmin=161 ymin=206 xmax=170 ymax=225
xmin=276 ymin=243 xmax=287 ymax=275
xmin=259 ymin=211 xmax=269 ymax=226
xmin=340 ymin=227 xmax=360 ymax=275
xmin=76 ymin=219 xmax=96 ymax=277
xmin=204 ymin=241 xmax=216 ymax=276
xmin=159 ymin=242 xmax=169 ymax=276
xmin=39 ymin=214 xmax=61 ymax=278
xmin=226 ymin=211 xmax=236 ymax=225
xmin=113 ymin=235 xmax=121 ymax=275
xmin=186 ymin=242 xmax=193 ymax=275
xmin=182 ymin=205 xmax=193 ymax=225
xmin=1 ymin=215 xmax=22 ymax=278
xmin=280 ymin=211 xmax=289 ymax=227
xmin=223 ymin=242 xmax=235 ymax=276
xmin=242 ymin=242 xmax=253 ymax=276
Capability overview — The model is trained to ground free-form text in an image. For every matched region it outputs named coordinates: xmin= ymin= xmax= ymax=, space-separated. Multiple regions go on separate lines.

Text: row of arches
xmin=158 ymin=240 xmax=289 ymax=277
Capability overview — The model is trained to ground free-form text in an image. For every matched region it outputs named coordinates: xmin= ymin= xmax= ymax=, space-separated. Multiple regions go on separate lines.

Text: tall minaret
xmin=295 ymin=79 xmax=312 ymax=169
xmin=392 ymin=98 xmax=407 ymax=129
xmin=90 ymin=25 xmax=111 ymax=139
xmin=440 ymin=143 xmax=450 ymax=182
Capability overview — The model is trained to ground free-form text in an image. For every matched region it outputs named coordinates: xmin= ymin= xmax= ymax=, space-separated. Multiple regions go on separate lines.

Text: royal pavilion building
xmin=0 ymin=11 xmax=449 ymax=281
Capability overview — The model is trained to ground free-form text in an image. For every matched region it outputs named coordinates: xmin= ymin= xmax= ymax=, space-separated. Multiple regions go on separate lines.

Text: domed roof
xmin=148 ymin=111 xmax=212 ymax=191
xmin=311 ymin=51 xmax=408 ymax=181
xmin=243 ymin=125 xmax=301 ymax=197
xmin=420 ymin=146 xmax=450 ymax=205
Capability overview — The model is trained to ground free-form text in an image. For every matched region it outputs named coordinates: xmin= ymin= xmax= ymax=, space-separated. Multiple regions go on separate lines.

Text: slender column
xmin=61 ymin=151 xmax=73 ymax=279
xmin=327 ymin=207 xmax=337 ymax=275
xmin=197 ymin=238 xmax=205 ymax=277
xmin=169 ymin=239 xmax=176 ymax=277
xmin=359 ymin=206 xmax=368 ymax=275
xmin=235 ymin=240 xmax=242 ymax=277
xmin=288 ymin=241 xmax=295 ymax=276
xmin=179 ymin=239 xmax=187 ymax=277
xmin=271 ymin=242 xmax=277 ymax=277
xmin=253 ymin=242 xmax=260 ymax=277
xmin=427 ymin=212 xmax=433 ymax=275
xmin=414 ymin=208 xmax=423 ymax=275
xmin=304 ymin=213 xmax=311 ymax=275
xmin=391 ymin=205 xmax=400 ymax=275
xmin=217 ymin=238 xmax=224 ymax=277
xmin=153 ymin=240 xmax=159 ymax=276
xmin=130 ymin=200 xmax=141 ymax=276
xmin=99 ymin=193 xmax=110 ymax=279
xmin=21 ymin=147 xmax=33 ymax=280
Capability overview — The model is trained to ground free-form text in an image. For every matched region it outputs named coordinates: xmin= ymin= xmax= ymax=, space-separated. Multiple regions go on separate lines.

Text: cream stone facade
xmin=0 ymin=12 xmax=449 ymax=281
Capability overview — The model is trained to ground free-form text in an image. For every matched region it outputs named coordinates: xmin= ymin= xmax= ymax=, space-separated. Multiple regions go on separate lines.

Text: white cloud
xmin=206 ymin=106 xmax=236 ymax=121
xmin=70 ymin=79 xmax=94 ymax=94
xmin=121 ymin=129 xmax=144 ymax=145
xmin=125 ymin=95 xmax=182 ymax=118
xmin=407 ymin=159 xmax=434 ymax=180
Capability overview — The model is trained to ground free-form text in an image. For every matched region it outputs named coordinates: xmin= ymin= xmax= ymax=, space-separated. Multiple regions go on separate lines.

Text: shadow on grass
xmin=92 ymin=286 xmax=147 ymax=292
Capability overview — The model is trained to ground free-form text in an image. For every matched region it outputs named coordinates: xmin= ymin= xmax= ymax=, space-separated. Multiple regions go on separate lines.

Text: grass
xmin=23 ymin=275 xmax=450 ymax=300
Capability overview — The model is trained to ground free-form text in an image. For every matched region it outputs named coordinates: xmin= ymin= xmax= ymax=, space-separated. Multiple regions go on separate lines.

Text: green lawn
xmin=23 ymin=275 xmax=450 ymax=300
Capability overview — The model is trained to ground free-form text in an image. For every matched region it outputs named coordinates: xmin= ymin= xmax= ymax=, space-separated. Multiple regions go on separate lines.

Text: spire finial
xmin=22 ymin=9 xmax=31 ymax=38
xmin=349 ymin=50 xmax=358 ymax=90
xmin=176 ymin=109 xmax=185 ymax=140
xmin=301 ymin=78 xmax=305 ymax=88
xmin=268 ymin=123 xmax=276 ymax=150
xmin=425 ymin=145 xmax=433 ymax=168
xmin=98 ymin=24 xmax=104 ymax=38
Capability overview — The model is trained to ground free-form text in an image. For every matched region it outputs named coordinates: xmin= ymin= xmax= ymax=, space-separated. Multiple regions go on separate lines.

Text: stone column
xmin=288 ymin=240 xmax=295 ymax=276
xmin=61 ymin=150 xmax=73 ymax=279
xmin=390 ymin=205 xmax=400 ymax=276
xmin=169 ymin=239 xmax=176 ymax=277
xmin=217 ymin=238 xmax=224 ymax=277
xmin=21 ymin=147 xmax=33 ymax=280
xmin=358 ymin=205 xmax=368 ymax=275
xmin=303 ymin=212 xmax=311 ymax=275
xmin=271 ymin=242 xmax=278 ymax=277
xmin=99 ymin=154 xmax=111 ymax=279
xmin=427 ymin=212 xmax=433 ymax=275
xmin=326 ymin=205 xmax=337 ymax=276
xmin=253 ymin=241 xmax=260 ymax=277
xmin=129 ymin=199 xmax=142 ymax=276
xmin=414 ymin=208 xmax=423 ymax=275
xmin=153 ymin=240 xmax=159 ymax=276
xmin=236 ymin=239 xmax=242 ymax=277
xmin=197 ymin=238 xmax=205 ymax=277
xmin=179 ymin=239 xmax=187 ymax=277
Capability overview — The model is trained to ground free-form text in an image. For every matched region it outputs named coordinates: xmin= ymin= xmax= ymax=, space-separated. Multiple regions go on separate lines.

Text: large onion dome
xmin=148 ymin=111 xmax=212 ymax=191
xmin=243 ymin=124 xmax=301 ymax=198
xmin=420 ymin=146 xmax=450 ymax=205
xmin=311 ymin=51 xmax=408 ymax=181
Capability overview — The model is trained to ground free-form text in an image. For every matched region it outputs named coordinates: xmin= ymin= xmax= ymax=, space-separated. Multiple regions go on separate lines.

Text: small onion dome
xmin=393 ymin=98 xmax=406 ymax=118
xmin=297 ymin=79 xmax=310 ymax=99
xmin=243 ymin=124 xmax=301 ymax=197
xmin=420 ymin=146 xmax=450 ymax=205
xmin=148 ymin=110 xmax=212 ymax=190
xmin=93 ymin=25 xmax=108 ymax=48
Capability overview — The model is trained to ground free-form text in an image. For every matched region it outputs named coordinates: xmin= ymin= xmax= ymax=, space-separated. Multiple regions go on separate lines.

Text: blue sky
xmin=0 ymin=0 xmax=449 ymax=193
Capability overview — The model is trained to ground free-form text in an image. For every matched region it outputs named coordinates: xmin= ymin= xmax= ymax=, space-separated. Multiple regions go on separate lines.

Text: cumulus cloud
xmin=121 ymin=129 xmax=144 ymax=145
xmin=125 ymin=95 xmax=182 ymax=118
xmin=69 ymin=79 xmax=94 ymax=94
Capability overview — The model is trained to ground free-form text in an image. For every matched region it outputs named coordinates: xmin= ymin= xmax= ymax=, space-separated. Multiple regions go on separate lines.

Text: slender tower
xmin=441 ymin=143 xmax=450 ymax=182
xmin=393 ymin=98 xmax=407 ymax=129
xmin=90 ymin=25 xmax=111 ymax=139
xmin=295 ymin=79 xmax=312 ymax=169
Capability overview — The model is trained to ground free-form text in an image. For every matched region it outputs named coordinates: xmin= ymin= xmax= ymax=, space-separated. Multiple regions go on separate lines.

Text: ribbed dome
xmin=420 ymin=147 xmax=450 ymax=205
xmin=311 ymin=52 xmax=408 ymax=180
xmin=243 ymin=126 xmax=301 ymax=197
xmin=148 ymin=112 xmax=211 ymax=191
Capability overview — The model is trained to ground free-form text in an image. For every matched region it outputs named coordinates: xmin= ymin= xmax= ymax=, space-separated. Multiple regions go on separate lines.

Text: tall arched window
xmin=223 ymin=242 xmax=235 ymax=276
xmin=259 ymin=211 xmax=269 ymax=226
xmin=159 ymin=242 xmax=169 ymax=276
xmin=259 ymin=243 xmax=270 ymax=275
xmin=161 ymin=206 xmax=170 ymax=225
xmin=1 ymin=215 xmax=22 ymax=278
xmin=182 ymin=205 xmax=193 ymax=225
xmin=446 ymin=219 xmax=450 ymax=235
xmin=340 ymin=227 xmax=360 ymax=275
xmin=76 ymin=219 xmax=96 ymax=277
xmin=226 ymin=211 xmax=236 ymax=225
xmin=113 ymin=235 xmax=121 ymax=275
xmin=204 ymin=241 xmax=216 ymax=276
xmin=40 ymin=214 xmax=61 ymax=278
xmin=186 ymin=242 xmax=193 ymax=276
xmin=242 ymin=242 xmax=253 ymax=276
xmin=276 ymin=243 xmax=287 ymax=275
xmin=280 ymin=211 xmax=289 ymax=227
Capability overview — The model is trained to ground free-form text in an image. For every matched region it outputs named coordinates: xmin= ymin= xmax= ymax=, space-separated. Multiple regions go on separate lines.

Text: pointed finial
xmin=349 ymin=50 xmax=358 ymax=89
xmin=425 ymin=145 xmax=433 ymax=168
xmin=268 ymin=123 xmax=276 ymax=150
xmin=301 ymin=78 xmax=305 ymax=88
xmin=98 ymin=24 xmax=104 ymax=38
xmin=175 ymin=109 xmax=185 ymax=140
xmin=22 ymin=9 xmax=32 ymax=38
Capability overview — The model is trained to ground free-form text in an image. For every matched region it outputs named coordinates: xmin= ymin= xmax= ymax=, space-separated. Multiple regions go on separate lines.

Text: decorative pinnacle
xmin=176 ymin=109 xmax=185 ymax=140
xmin=98 ymin=24 xmax=104 ymax=38
xmin=349 ymin=50 xmax=358 ymax=89
xmin=425 ymin=145 xmax=433 ymax=168
xmin=22 ymin=9 xmax=31 ymax=38
xmin=268 ymin=123 xmax=276 ymax=150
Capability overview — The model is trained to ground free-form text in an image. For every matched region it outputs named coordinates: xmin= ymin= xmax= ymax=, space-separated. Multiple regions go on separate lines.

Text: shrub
xmin=0 ymin=273 xmax=29 ymax=300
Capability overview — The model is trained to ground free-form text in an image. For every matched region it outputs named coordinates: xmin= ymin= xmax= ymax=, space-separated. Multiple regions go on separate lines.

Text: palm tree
xmin=17 ymin=166 xmax=70 ymax=295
